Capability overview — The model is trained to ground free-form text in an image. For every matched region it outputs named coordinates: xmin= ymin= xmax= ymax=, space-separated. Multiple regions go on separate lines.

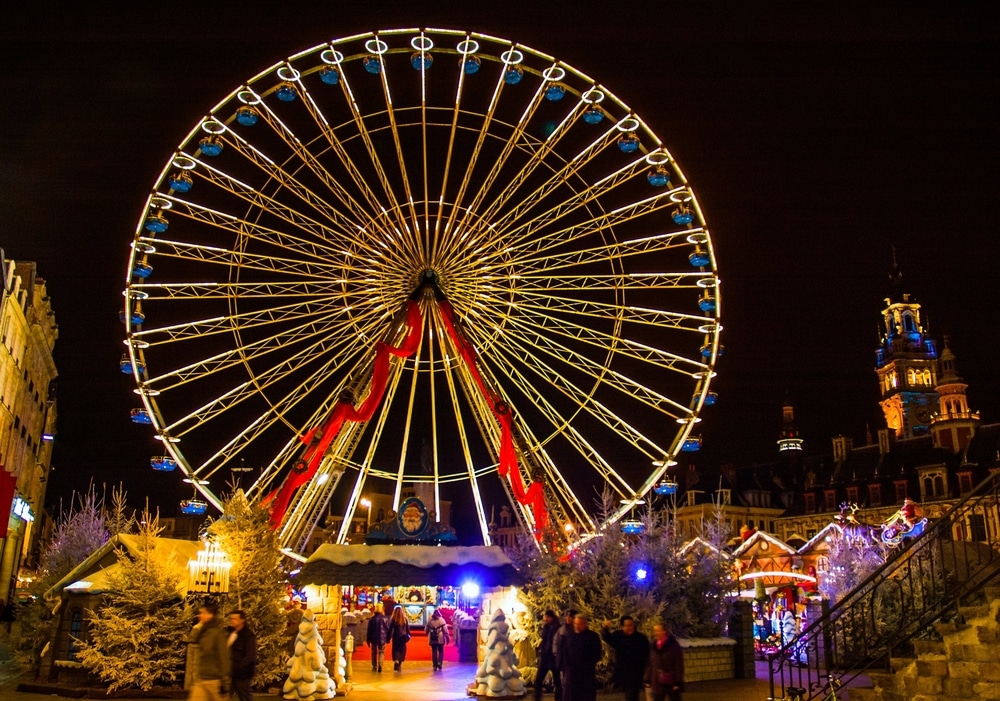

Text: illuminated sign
xmin=12 ymin=497 xmax=34 ymax=523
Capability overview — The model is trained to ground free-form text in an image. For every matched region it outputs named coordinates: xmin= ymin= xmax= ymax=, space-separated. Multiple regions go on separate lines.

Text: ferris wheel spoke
xmin=138 ymin=236 xmax=344 ymax=279
xmin=494 ymin=291 xmax=716 ymax=333
xmin=130 ymin=280 xmax=352 ymax=303
xmin=143 ymin=312 xmax=351 ymax=394
xmin=172 ymin=160 xmax=367 ymax=255
xmin=506 ymin=230 xmax=700 ymax=275
xmin=473 ymin=120 xmax=622 ymax=237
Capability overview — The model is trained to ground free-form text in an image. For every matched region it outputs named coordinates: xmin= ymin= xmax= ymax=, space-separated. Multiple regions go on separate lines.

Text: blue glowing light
xmin=622 ymin=520 xmax=644 ymax=535
xmin=635 ymin=566 xmax=648 ymax=581
xmin=461 ymin=581 xmax=480 ymax=599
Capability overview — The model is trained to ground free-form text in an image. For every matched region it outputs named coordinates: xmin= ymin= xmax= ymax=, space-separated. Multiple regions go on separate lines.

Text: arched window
xmin=816 ymin=555 xmax=830 ymax=574
xmin=903 ymin=314 xmax=915 ymax=332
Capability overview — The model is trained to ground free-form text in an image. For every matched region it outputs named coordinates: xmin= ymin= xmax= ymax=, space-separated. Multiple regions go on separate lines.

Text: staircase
xmin=768 ymin=471 xmax=1000 ymax=701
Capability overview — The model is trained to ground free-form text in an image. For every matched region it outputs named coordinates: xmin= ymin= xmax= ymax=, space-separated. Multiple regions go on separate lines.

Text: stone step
xmin=933 ymin=620 xmax=964 ymax=636
xmin=868 ymin=670 xmax=898 ymax=689
xmin=958 ymin=604 xmax=990 ymax=620
xmin=846 ymin=687 xmax=879 ymax=701
xmin=888 ymin=656 xmax=914 ymax=673
xmin=981 ymin=585 xmax=1000 ymax=601
xmin=913 ymin=640 xmax=945 ymax=656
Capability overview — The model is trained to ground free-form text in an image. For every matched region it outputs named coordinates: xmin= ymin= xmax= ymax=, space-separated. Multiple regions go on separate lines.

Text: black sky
xmin=2 ymin=2 xmax=998 ymax=516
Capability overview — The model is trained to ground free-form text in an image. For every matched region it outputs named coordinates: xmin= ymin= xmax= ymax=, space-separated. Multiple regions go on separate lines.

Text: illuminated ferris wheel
xmin=121 ymin=28 xmax=722 ymax=553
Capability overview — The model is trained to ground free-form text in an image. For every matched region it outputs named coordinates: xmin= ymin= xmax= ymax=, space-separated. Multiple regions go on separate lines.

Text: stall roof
xmin=297 ymin=544 xmax=523 ymax=587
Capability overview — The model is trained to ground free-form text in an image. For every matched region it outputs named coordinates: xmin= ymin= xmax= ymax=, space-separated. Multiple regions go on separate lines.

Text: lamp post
xmin=187 ymin=540 xmax=231 ymax=595
xmin=360 ymin=497 xmax=371 ymax=533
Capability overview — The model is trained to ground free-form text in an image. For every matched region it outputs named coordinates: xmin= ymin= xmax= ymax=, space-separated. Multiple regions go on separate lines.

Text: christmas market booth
xmin=293 ymin=541 xmax=524 ymax=672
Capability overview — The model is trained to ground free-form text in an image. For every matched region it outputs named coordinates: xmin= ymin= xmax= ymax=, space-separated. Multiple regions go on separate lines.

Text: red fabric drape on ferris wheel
xmin=266 ymin=301 xmax=423 ymax=526
xmin=439 ymin=301 xmax=548 ymax=539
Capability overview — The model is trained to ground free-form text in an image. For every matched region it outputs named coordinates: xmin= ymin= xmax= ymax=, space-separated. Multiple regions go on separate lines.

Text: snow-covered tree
xmin=283 ymin=608 xmax=335 ymax=700
xmin=472 ymin=609 xmax=526 ymax=698
xmin=13 ymin=487 xmax=110 ymax=671
xmin=74 ymin=512 xmax=193 ymax=691
xmin=207 ymin=489 xmax=288 ymax=684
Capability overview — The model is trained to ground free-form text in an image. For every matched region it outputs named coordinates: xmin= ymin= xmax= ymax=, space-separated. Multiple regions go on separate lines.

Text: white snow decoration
xmin=473 ymin=609 xmax=525 ymax=698
xmin=308 ymin=544 xmax=515 ymax=569
xmin=283 ymin=609 xmax=336 ymax=701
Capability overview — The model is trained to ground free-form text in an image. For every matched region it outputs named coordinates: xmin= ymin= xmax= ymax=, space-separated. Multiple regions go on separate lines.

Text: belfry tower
xmin=874 ymin=259 xmax=939 ymax=439
xmin=930 ymin=336 xmax=979 ymax=452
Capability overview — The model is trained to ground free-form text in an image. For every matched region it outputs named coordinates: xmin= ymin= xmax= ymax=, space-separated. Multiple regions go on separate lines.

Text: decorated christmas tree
xmin=472 ymin=609 xmax=526 ymax=698
xmin=283 ymin=609 xmax=336 ymax=701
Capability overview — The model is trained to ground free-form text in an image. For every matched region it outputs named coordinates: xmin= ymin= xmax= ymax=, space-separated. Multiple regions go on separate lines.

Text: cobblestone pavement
xmin=3 ymin=657 xmax=870 ymax=701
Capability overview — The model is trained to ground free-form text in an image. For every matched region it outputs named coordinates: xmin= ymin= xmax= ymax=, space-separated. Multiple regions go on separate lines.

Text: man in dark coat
xmin=366 ymin=604 xmax=390 ymax=672
xmin=560 ymin=613 xmax=603 ymax=701
xmin=647 ymin=622 xmax=684 ymax=701
xmin=227 ymin=610 xmax=257 ymax=701
xmin=601 ymin=615 xmax=650 ymax=701
xmin=189 ymin=602 xmax=231 ymax=701
xmin=534 ymin=610 xmax=560 ymax=701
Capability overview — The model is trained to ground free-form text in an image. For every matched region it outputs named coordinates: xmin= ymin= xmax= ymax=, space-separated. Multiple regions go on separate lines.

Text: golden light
xmin=187 ymin=540 xmax=232 ymax=594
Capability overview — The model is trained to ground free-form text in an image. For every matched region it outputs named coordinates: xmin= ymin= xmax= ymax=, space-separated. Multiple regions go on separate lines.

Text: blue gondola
xmin=411 ymin=52 xmax=433 ymax=70
xmin=130 ymin=408 xmax=153 ymax=425
xmin=199 ymin=136 xmax=223 ymax=157
xmin=672 ymin=208 xmax=694 ymax=226
xmin=276 ymin=82 xmax=297 ymax=102
xmin=504 ymin=66 xmax=523 ymax=84
xmin=320 ymin=66 xmax=340 ymax=85
xmin=236 ymin=106 xmax=259 ymax=126
xmin=582 ymin=107 xmax=604 ymax=124
xmin=120 ymin=310 xmax=145 ymax=325
xmin=151 ymin=456 xmax=177 ymax=472
xmin=618 ymin=133 xmax=639 ymax=153
xmin=180 ymin=499 xmax=208 ymax=515
xmin=168 ymin=171 xmax=193 ymax=192
xmin=545 ymin=84 xmax=566 ymax=101
xmin=689 ymin=248 xmax=711 ymax=267
xmin=144 ymin=214 xmax=168 ymax=233
xmin=681 ymin=436 xmax=703 ymax=452
xmin=462 ymin=56 xmax=481 ymax=74
xmin=363 ymin=56 xmax=382 ymax=74
xmin=647 ymin=167 xmax=670 ymax=187
xmin=132 ymin=262 xmax=153 ymax=278
xmin=621 ymin=520 xmax=644 ymax=535
xmin=699 ymin=295 xmax=717 ymax=313
xmin=654 ymin=480 xmax=678 ymax=496
xmin=120 ymin=354 xmax=145 ymax=374
xmin=703 ymin=391 xmax=719 ymax=407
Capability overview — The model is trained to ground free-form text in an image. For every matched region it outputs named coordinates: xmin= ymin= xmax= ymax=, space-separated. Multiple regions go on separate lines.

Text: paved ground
xmin=1 ymin=659 xmax=828 ymax=701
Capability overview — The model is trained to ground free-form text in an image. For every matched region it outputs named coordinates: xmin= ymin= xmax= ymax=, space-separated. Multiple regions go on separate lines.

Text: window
xmin=894 ymin=481 xmax=908 ymax=504
xmin=824 ymin=490 xmax=838 ymax=512
xmin=969 ymin=514 xmax=988 ymax=542
xmin=68 ymin=609 xmax=84 ymax=661
xmin=804 ymin=493 xmax=816 ymax=513
xmin=958 ymin=472 xmax=974 ymax=495
xmin=816 ymin=555 xmax=830 ymax=574
xmin=868 ymin=484 xmax=882 ymax=507
xmin=846 ymin=486 xmax=859 ymax=504
xmin=920 ymin=470 xmax=947 ymax=500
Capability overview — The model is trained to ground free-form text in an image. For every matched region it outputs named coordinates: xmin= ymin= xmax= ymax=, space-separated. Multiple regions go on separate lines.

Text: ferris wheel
xmin=121 ymin=28 xmax=722 ymax=553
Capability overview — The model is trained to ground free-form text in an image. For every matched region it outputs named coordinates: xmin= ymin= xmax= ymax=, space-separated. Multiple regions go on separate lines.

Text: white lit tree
xmin=283 ymin=608 xmax=335 ymax=700
xmin=472 ymin=609 xmax=526 ymax=698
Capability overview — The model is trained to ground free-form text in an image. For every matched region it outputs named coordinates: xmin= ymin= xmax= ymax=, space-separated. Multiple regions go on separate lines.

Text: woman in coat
xmin=387 ymin=605 xmax=411 ymax=671
xmin=647 ymin=622 xmax=683 ymax=701
xmin=425 ymin=609 xmax=450 ymax=671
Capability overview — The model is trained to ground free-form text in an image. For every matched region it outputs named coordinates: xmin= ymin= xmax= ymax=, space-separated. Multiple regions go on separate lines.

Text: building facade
xmin=0 ymin=254 xmax=58 ymax=603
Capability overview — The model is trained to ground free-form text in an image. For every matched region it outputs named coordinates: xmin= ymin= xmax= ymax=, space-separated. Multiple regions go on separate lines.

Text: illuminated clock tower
xmin=874 ymin=267 xmax=939 ymax=439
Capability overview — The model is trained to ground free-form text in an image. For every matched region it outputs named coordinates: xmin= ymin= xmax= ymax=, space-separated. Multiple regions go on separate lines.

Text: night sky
xmin=2 ymin=2 xmax=998 ymax=518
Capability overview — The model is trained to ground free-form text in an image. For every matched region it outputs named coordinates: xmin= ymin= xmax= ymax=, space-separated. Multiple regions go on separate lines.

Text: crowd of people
xmin=186 ymin=601 xmax=257 ymax=701
xmin=535 ymin=610 xmax=684 ymax=701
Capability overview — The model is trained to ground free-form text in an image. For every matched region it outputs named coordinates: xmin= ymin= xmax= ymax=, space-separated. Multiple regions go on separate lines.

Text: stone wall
xmin=678 ymin=638 xmax=736 ymax=682
xmin=850 ymin=585 xmax=1000 ymax=701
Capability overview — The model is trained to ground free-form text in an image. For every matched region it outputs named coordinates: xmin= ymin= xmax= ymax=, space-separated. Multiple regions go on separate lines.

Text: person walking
xmin=188 ymin=602 xmax=231 ymax=701
xmin=552 ymin=609 xmax=577 ymax=701
xmin=560 ymin=613 xmax=602 ymax=701
xmin=601 ymin=615 xmax=649 ymax=701
xmin=227 ymin=610 xmax=256 ymax=701
xmin=534 ymin=610 xmax=560 ymax=701
xmin=647 ymin=622 xmax=683 ymax=701
xmin=387 ymin=605 xmax=411 ymax=672
xmin=366 ymin=604 xmax=390 ymax=672
xmin=425 ymin=609 xmax=450 ymax=670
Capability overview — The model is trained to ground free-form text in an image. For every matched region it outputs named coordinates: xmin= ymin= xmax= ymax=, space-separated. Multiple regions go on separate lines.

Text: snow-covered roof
xmin=45 ymin=534 xmax=201 ymax=599
xmin=731 ymin=530 xmax=797 ymax=558
xmin=297 ymin=544 xmax=522 ymax=586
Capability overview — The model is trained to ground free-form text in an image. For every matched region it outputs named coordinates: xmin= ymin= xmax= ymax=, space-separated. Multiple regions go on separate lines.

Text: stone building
xmin=0 ymin=253 xmax=58 ymax=604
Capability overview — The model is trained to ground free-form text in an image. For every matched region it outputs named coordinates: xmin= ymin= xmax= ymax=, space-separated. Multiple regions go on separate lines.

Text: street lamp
xmin=360 ymin=497 xmax=372 ymax=532
xmin=187 ymin=540 xmax=231 ymax=595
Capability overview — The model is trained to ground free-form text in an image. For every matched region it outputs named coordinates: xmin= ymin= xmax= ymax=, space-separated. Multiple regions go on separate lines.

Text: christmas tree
xmin=472 ymin=609 xmax=526 ymax=698
xmin=208 ymin=489 xmax=288 ymax=684
xmin=283 ymin=609 xmax=335 ymax=700
xmin=74 ymin=513 xmax=193 ymax=691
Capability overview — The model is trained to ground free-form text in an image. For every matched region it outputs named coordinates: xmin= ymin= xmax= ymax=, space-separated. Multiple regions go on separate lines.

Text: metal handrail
xmin=769 ymin=470 xmax=1000 ymax=700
